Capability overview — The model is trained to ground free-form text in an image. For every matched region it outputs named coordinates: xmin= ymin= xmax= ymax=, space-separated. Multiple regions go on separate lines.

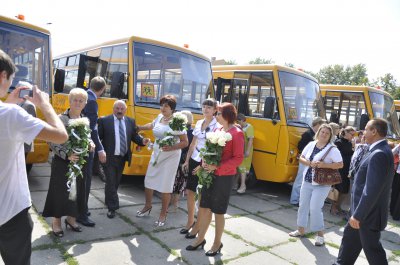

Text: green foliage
xmin=316 ymin=63 xmax=368 ymax=85
xmin=249 ymin=57 xmax=274 ymax=64
xmin=225 ymin=59 xmax=237 ymax=65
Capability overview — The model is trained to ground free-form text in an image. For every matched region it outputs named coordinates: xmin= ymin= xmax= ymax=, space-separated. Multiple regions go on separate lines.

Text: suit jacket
xmin=352 ymin=140 xmax=394 ymax=231
xmin=83 ymin=90 xmax=103 ymax=152
xmin=98 ymin=114 xmax=144 ymax=166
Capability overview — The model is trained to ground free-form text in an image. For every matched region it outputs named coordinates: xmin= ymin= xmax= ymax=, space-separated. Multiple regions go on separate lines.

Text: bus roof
xmin=54 ymin=36 xmax=210 ymax=61
xmin=212 ymin=64 xmax=318 ymax=83
xmin=0 ymin=15 xmax=50 ymax=36
xmin=320 ymin=84 xmax=392 ymax=97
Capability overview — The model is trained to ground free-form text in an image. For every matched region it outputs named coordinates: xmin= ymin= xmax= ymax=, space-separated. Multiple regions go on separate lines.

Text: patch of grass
xmin=325 ymin=242 xmax=339 ymax=249
xmin=393 ymin=250 xmax=400 ymax=256
xmin=257 ymin=246 xmax=271 ymax=251
xmin=32 ymin=243 xmax=58 ymax=251
xmin=238 ymin=251 xmax=253 ymax=257
xmin=288 ymin=238 xmax=297 ymax=242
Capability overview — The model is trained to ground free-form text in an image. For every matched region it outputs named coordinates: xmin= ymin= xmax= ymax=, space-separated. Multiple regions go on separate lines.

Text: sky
xmin=2 ymin=0 xmax=400 ymax=82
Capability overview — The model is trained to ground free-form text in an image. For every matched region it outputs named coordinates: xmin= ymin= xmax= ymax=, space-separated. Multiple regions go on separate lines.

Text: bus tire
xmin=246 ymin=165 xmax=257 ymax=188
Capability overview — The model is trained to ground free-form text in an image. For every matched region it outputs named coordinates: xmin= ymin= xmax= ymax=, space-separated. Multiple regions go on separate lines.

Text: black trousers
xmin=79 ymin=152 xmax=94 ymax=218
xmin=104 ymin=155 xmax=125 ymax=211
xmin=0 ymin=208 xmax=33 ymax=265
xmin=337 ymin=223 xmax=387 ymax=265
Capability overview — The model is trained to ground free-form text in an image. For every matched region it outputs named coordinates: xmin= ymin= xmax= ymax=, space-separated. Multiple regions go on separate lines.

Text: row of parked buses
xmin=2 ymin=14 xmax=399 ymax=184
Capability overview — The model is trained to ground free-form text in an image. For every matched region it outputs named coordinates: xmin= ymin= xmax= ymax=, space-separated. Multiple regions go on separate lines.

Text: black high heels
xmin=205 ymin=243 xmax=223 ymax=256
xmin=65 ymin=219 xmax=82 ymax=232
xmin=185 ymin=232 xmax=197 ymax=239
xmin=186 ymin=239 xmax=206 ymax=251
xmin=52 ymin=224 xmax=64 ymax=237
xmin=180 ymin=222 xmax=195 ymax=234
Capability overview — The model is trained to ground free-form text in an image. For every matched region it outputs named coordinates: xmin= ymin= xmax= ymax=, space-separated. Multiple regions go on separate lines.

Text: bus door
xmin=324 ymin=91 xmax=367 ymax=130
xmin=77 ymin=54 xmax=108 ymax=89
xmin=215 ymin=77 xmax=232 ymax=103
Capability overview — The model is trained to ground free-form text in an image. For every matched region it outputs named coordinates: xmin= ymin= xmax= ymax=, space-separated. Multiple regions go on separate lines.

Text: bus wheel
xmin=26 ymin=164 xmax=33 ymax=174
xmin=246 ymin=165 xmax=258 ymax=188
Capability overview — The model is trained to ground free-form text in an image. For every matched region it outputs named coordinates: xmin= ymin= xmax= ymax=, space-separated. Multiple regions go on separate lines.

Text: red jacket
xmin=214 ymin=126 xmax=244 ymax=176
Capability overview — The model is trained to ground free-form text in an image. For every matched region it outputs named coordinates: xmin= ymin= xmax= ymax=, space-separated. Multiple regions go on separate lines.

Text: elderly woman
xmin=43 ymin=88 xmax=94 ymax=237
xmin=186 ymin=103 xmax=244 ymax=256
xmin=289 ymin=124 xmax=343 ymax=246
xmin=136 ymin=95 xmax=188 ymax=226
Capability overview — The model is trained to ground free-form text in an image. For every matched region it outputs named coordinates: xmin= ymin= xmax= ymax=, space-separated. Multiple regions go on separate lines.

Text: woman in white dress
xmin=137 ymin=95 xmax=188 ymax=226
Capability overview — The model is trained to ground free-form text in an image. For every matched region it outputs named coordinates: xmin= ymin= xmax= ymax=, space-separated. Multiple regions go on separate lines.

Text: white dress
xmin=145 ymin=114 xmax=183 ymax=193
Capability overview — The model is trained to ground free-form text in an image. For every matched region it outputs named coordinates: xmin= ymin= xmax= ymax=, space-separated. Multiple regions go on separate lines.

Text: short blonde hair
xmin=69 ymin=88 xmax=88 ymax=102
xmin=328 ymin=122 xmax=340 ymax=130
xmin=181 ymin=110 xmax=193 ymax=125
xmin=314 ymin=123 xmax=335 ymax=143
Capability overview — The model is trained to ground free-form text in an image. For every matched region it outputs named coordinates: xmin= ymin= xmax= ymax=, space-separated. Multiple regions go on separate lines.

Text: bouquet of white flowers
xmin=196 ymin=130 xmax=232 ymax=200
xmin=65 ymin=117 xmax=91 ymax=201
xmin=152 ymin=112 xmax=188 ymax=166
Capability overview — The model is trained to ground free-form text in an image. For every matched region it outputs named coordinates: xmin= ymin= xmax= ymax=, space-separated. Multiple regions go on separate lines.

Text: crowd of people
xmin=0 ymin=46 xmax=398 ymax=264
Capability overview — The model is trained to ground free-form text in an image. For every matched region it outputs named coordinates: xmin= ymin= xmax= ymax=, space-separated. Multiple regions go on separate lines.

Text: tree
xmin=284 ymin=62 xmax=295 ymax=68
xmin=315 ymin=64 xmax=368 ymax=85
xmin=225 ymin=60 xmax=237 ymax=65
xmin=248 ymin=57 xmax=274 ymax=64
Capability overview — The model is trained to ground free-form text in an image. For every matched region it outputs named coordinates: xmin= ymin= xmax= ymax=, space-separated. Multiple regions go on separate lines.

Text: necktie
xmin=119 ymin=119 xmax=127 ymax=155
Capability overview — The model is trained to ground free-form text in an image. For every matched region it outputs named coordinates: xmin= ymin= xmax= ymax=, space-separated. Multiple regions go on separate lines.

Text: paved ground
xmin=1 ymin=163 xmax=400 ymax=265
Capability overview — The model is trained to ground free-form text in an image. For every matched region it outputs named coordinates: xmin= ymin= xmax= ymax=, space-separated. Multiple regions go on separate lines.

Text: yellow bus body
xmin=320 ymin=85 xmax=400 ymax=141
xmin=213 ymin=65 xmax=325 ymax=183
xmin=52 ymin=36 xmax=213 ymax=176
xmin=0 ymin=15 xmax=52 ymax=165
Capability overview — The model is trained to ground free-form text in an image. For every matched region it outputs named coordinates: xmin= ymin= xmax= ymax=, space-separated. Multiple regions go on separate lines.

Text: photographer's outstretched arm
xmin=30 ymin=86 xmax=68 ymax=144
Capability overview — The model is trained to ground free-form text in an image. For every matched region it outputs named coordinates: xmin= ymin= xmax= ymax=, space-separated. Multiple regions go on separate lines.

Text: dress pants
xmin=104 ymin=155 xmax=125 ymax=211
xmin=336 ymin=223 xmax=387 ymax=265
xmin=0 ymin=208 xmax=33 ymax=265
xmin=79 ymin=151 xmax=94 ymax=219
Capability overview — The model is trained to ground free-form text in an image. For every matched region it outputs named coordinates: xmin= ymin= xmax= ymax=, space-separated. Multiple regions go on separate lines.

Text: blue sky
xmin=3 ymin=0 xmax=400 ymax=82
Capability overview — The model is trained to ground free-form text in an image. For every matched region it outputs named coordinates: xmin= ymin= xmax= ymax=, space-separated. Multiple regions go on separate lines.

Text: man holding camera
xmin=0 ymin=49 xmax=68 ymax=265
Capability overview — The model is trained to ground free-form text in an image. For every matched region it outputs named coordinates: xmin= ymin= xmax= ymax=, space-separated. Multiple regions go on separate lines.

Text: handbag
xmin=327 ymin=187 xmax=339 ymax=202
xmin=313 ymin=146 xmax=342 ymax=185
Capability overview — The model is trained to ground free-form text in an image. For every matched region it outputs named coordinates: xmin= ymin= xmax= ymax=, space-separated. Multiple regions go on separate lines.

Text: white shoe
xmin=237 ymin=186 xmax=246 ymax=194
xmin=315 ymin=236 xmax=325 ymax=246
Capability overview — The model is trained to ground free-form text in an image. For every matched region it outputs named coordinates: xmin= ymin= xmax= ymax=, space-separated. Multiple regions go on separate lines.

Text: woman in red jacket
xmin=186 ymin=102 xmax=244 ymax=256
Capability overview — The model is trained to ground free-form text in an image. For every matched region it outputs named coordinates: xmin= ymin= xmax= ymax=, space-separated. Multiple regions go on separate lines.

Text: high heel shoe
xmin=180 ymin=222 xmax=195 ymax=234
xmin=64 ymin=219 xmax=82 ymax=232
xmin=155 ymin=216 xmax=167 ymax=227
xmin=186 ymin=239 xmax=206 ymax=251
xmin=205 ymin=243 xmax=223 ymax=256
xmin=185 ymin=232 xmax=197 ymax=239
xmin=52 ymin=224 xmax=64 ymax=237
xmin=136 ymin=206 xmax=152 ymax=217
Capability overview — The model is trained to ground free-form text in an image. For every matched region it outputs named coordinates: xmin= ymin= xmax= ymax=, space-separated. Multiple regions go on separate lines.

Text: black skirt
xmin=42 ymin=155 xmax=86 ymax=218
xmin=185 ymin=158 xmax=201 ymax=192
xmin=200 ymin=175 xmax=234 ymax=214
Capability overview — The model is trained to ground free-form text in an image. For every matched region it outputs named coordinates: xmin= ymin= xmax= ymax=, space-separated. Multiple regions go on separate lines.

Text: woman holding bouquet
xmin=181 ymin=98 xmax=219 ymax=238
xmin=137 ymin=95 xmax=188 ymax=226
xmin=186 ymin=102 xmax=244 ymax=256
xmin=43 ymin=88 xmax=94 ymax=237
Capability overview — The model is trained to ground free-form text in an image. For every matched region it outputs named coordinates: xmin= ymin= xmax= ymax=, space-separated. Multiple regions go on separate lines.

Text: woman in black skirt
xmin=332 ymin=126 xmax=355 ymax=215
xmin=43 ymin=88 xmax=94 ymax=237
xmin=186 ymin=103 xmax=244 ymax=256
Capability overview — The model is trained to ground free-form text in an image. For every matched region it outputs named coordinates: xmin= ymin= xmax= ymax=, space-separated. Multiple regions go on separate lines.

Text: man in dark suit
xmin=98 ymin=100 xmax=149 ymax=218
xmin=77 ymin=76 xmax=106 ymax=227
xmin=334 ymin=118 xmax=394 ymax=265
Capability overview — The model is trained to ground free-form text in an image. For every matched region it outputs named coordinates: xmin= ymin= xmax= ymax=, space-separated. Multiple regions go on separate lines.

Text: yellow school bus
xmin=213 ymin=65 xmax=326 ymax=183
xmin=53 ymin=36 xmax=213 ymax=176
xmin=0 ymin=15 xmax=51 ymax=169
xmin=394 ymin=100 xmax=400 ymax=120
xmin=321 ymin=85 xmax=400 ymax=140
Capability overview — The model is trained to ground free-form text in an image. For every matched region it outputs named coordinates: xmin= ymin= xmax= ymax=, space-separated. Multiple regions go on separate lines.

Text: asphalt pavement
xmin=1 ymin=163 xmax=399 ymax=265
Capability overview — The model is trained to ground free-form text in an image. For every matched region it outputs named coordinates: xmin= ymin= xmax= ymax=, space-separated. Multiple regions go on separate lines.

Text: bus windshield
xmin=134 ymin=42 xmax=213 ymax=113
xmin=0 ymin=21 xmax=50 ymax=93
xmin=279 ymin=71 xmax=325 ymax=127
xmin=369 ymin=92 xmax=400 ymax=138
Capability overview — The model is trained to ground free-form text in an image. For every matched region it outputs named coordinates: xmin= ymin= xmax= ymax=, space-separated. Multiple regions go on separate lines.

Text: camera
xmin=19 ymin=89 xmax=33 ymax=98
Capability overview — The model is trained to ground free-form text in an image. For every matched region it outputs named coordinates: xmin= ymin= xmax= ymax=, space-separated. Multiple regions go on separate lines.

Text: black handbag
xmin=313 ymin=146 xmax=342 ymax=185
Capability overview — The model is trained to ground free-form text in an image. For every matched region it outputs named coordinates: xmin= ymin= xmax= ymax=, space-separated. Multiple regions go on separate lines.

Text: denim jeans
xmin=297 ymin=181 xmax=331 ymax=232
xmin=290 ymin=163 xmax=306 ymax=204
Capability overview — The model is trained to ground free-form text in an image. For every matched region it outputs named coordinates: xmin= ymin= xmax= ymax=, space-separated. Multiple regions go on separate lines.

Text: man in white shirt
xmin=0 ymin=49 xmax=68 ymax=265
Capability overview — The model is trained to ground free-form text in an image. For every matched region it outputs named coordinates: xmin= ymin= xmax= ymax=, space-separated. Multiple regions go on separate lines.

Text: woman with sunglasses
xmin=180 ymin=99 xmax=219 ymax=237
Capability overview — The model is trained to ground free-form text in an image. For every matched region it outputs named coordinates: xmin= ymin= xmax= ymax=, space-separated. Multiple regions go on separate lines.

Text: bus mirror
xmin=359 ymin=113 xmax=369 ymax=130
xmin=54 ymin=69 xmax=65 ymax=93
xmin=110 ymin=72 xmax=125 ymax=98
